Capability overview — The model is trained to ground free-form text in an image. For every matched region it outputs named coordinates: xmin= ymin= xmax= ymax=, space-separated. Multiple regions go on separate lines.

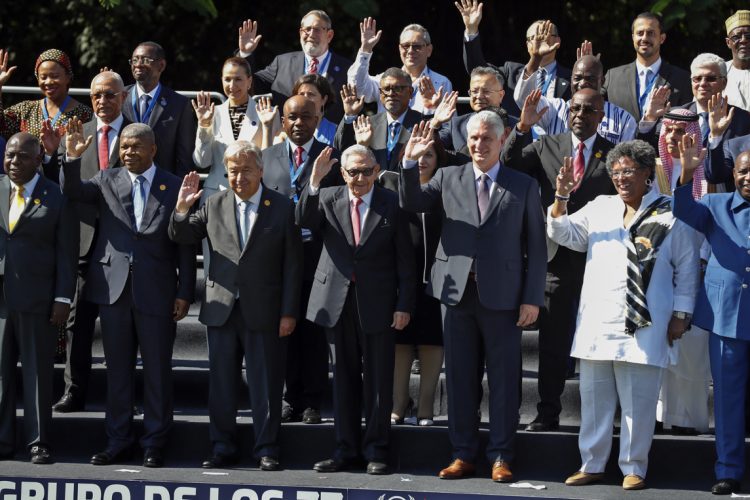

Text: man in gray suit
xmin=170 ymin=141 xmax=303 ymax=471
xmin=400 ymin=115 xmax=547 ymax=482
xmin=52 ymin=71 xmax=131 ymax=414
xmin=298 ymin=144 xmax=416 ymax=475
xmin=61 ymin=121 xmax=195 ymax=468
xmin=0 ymin=133 xmax=78 ymax=464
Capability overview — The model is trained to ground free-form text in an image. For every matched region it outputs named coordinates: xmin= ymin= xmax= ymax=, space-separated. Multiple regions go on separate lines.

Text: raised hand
xmin=403 ymin=120 xmax=435 ymax=161
xmin=176 ymin=171 xmax=203 ymax=214
xmin=454 ymin=0 xmax=483 ymax=35
xmin=418 ymin=76 xmax=443 ymax=110
xmin=430 ymin=91 xmax=458 ymax=128
xmin=528 ymin=20 xmax=560 ymax=60
xmin=359 ymin=17 xmax=382 ymax=53
xmin=518 ymin=89 xmax=548 ymax=132
xmin=191 ymin=91 xmax=215 ymax=128
xmin=238 ymin=19 xmax=263 ymax=55
xmin=556 ymin=156 xmax=580 ymax=196
xmin=64 ymin=117 xmax=93 ymax=158
xmin=353 ymin=115 xmax=373 ymax=146
xmin=0 ymin=49 xmax=17 ymax=87
xmin=678 ymin=133 xmax=706 ymax=185
xmin=707 ymin=92 xmax=735 ymax=139
xmin=99 ymin=66 xmax=111 ymax=73
xmin=255 ymin=96 xmax=278 ymax=127
xmin=575 ymin=40 xmax=600 ymax=60
xmin=340 ymin=84 xmax=365 ymax=116
xmin=642 ymin=85 xmax=671 ymax=122
xmin=311 ymin=146 xmax=339 ymax=189
xmin=40 ymin=119 xmax=65 ymax=155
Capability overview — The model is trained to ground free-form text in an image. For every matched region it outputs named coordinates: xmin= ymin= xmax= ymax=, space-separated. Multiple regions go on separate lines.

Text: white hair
xmin=90 ymin=71 xmax=125 ymax=91
xmin=400 ymin=24 xmax=431 ymax=45
xmin=690 ymin=53 xmax=727 ymax=78
xmin=223 ymin=140 xmax=263 ymax=168
xmin=341 ymin=144 xmax=376 ymax=168
xmin=466 ymin=110 xmax=504 ymax=139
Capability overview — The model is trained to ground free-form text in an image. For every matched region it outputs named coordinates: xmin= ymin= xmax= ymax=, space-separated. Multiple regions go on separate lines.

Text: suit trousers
xmin=62 ymin=263 xmax=99 ymax=401
xmin=328 ymin=285 xmax=395 ymax=463
xmin=710 ymin=333 xmax=750 ymax=481
xmin=0 ymin=296 xmax=57 ymax=454
xmin=442 ymin=278 xmax=522 ymax=464
xmin=98 ymin=278 xmax=176 ymax=452
xmin=207 ymin=300 xmax=287 ymax=459
xmin=578 ymin=359 xmax=663 ymax=478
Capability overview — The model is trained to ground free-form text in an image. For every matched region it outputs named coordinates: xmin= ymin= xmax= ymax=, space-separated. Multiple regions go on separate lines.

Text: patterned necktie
xmin=139 ymin=94 xmax=151 ymax=123
xmin=98 ymin=124 xmax=111 ymax=170
xmin=133 ymin=175 xmax=146 ymax=230
xmin=294 ymin=146 xmax=304 ymax=171
xmin=638 ymin=68 xmax=654 ymax=114
xmin=477 ymin=174 xmax=490 ymax=221
xmin=573 ymin=142 xmax=585 ymax=191
xmin=351 ymin=198 xmax=362 ymax=246
xmin=9 ymin=185 xmax=25 ymax=232
xmin=308 ymin=57 xmax=319 ymax=74
xmin=386 ymin=121 xmax=402 ymax=161
xmin=239 ymin=201 xmax=252 ymax=248
xmin=536 ymin=67 xmax=548 ymax=92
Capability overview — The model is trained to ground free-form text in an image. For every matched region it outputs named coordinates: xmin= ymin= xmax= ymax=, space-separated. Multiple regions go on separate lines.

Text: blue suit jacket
xmin=673 ymin=181 xmax=750 ymax=339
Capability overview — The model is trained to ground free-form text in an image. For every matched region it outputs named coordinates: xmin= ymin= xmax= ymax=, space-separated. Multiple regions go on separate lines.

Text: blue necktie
xmin=536 ymin=68 xmax=547 ymax=93
xmin=699 ymin=112 xmax=710 ymax=146
xmin=387 ymin=121 xmax=402 ymax=161
xmin=239 ymin=201 xmax=252 ymax=248
xmin=139 ymin=94 xmax=151 ymax=123
xmin=133 ymin=175 xmax=146 ymax=230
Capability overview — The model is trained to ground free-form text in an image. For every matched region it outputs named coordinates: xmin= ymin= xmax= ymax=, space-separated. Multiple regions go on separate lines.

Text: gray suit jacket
xmin=297 ymin=184 xmax=416 ymax=333
xmin=61 ymin=159 xmax=195 ymax=316
xmin=0 ymin=175 xmax=78 ymax=314
xmin=262 ymin=139 xmax=342 ymax=201
xmin=399 ymin=162 xmax=547 ymax=310
xmin=169 ymin=186 xmax=303 ymax=331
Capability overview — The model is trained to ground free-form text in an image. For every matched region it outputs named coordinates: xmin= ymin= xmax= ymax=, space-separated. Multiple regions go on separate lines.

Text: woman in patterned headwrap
xmin=0 ymin=48 xmax=93 ymax=141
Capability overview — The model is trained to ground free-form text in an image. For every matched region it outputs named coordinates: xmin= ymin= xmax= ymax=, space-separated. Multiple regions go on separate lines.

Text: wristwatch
xmin=672 ymin=311 xmax=692 ymax=322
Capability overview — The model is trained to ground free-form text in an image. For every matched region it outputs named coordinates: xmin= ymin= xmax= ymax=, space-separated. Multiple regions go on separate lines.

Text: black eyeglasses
xmin=345 ymin=167 xmax=376 ymax=177
xmin=729 ymin=32 xmax=750 ymax=44
xmin=300 ymin=26 xmax=330 ymax=35
xmin=91 ymin=91 xmax=123 ymax=101
xmin=399 ymin=43 xmax=428 ymax=51
xmin=129 ymin=56 xmax=161 ymax=66
xmin=380 ymin=85 xmax=410 ymax=95
xmin=569 ymin=104 xmax=602 ymax=115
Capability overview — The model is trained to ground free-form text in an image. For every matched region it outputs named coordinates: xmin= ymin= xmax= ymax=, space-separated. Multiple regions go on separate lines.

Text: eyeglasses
xmin=128 ymin=56 xmax=161 ymax=66
xmin=469 ymin=88 xmax=502 ymax=96
xmin=300 ymin=26 xmax=329 ymax=35
xmin=729 ymin=32 xmax=750 ymax=44
xmin=691 ymin=75 xmax=723 ymax=84
xmin=611 ymin=167 xmax=645 ymax=179
xmin=569 ymin=104 xmax=602 ymax=115
xmin=399 ymin=43 xmax=428 ymax=52
xmin=345 ymin=167 xmax=376 ymax=177
xmin=91 ymin=91 xmax=123 ymax=101
xmin=380 ymin=85 xmax=410 ymax=95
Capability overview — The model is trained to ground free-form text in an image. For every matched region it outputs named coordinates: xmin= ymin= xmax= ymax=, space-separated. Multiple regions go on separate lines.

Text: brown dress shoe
xmin=438 ymin=459 xmax=476 ymax=479
xmin=492 ymin=460 xmax=514 ymax=482
xmin=565 ymin=470 xmax=605 ymax=486
xmin=622 ymin=474 xmax=646 ymax=490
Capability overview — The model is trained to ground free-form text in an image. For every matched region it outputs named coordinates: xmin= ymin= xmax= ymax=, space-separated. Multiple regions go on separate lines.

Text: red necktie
xmin=98 ymin=124 xmax=111 ymax=170
xmin=308 ymin=57 xmax=319 ymax=74
xmin=294 ymin=146 xmax=304 ymax=170
xmin=573 ymin=142 xmax=585 ymax=191
xmin=351 ymin=198 xmax=362 ymax=246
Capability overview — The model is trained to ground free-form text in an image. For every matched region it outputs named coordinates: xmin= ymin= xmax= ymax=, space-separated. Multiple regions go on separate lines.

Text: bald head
xmin=571 ymin=55 xmax=605 ymax=92
xmin=4 ymin=132 xmax=42 ymax=185
xmin=283 ymin=95 xmax=318 ymax=145
xmin=91 ymin=71 xmax=125 ymax=92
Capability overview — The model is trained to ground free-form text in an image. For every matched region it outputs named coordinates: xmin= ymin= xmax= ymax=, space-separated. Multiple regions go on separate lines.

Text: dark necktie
xmin=477 ymin=174 xmax=490 ymax=221
xmin=139 ymin=94 xmax=151 ymax=122
xmin=387 ymin=122 xmax=402 ymax=161
xmin=573 ymin=142 xmax=585 ymax=191
xmin=294 ymin=146 xmax=304 ymax=171
xmin=309 ymin=57 xmax=319 ymax=74
xmin=133 ymin=175 xmax=146 ymax=230
xmin=98 ymin=124 xmax=111 ymax=170
xmin=699 ymin=112 xmax=710 ymax=145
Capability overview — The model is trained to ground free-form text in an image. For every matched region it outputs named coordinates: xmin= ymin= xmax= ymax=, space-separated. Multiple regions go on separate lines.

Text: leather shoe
xmin=313 ymin=457 xmax=363 ymax=473
xmin=52 ymin=393 xmax=84 ymax=413
xmin=622 ymin=474 xmax=646 ymax=490
xmin=91 ymin=447 xmax=132 ymax=466
xmin=302 ymin=407 xmax=322 ymax=424
xmin=143 ymin=447 xmax=164 ymax=468
xmin=438 ymin=459 xmax=476 ymax=479
xmin=260 ymin=456 xmax=280 ymax=471
xmin=565 ymin=470 xmax=604 ymax=486
xmin=525 ymin=420 xmax=559 ymax=432
xmin=367 ymin=461 xmax=389 ymax=475
xmin=492 ymin=460 xmax=514 ymax=482
xmin=712 ymin=478 xmax=741 ymax=495
xmin=281 ymin=406 xmax=303 ymax=423
xmin=202 ymin=453 xmax=238 ymax=469
xmin=30 ymin=445 xmax=52 ymax=464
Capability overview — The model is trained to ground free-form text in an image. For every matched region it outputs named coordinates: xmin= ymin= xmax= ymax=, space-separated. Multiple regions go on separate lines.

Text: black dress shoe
xmin=30 ymin=445 xmax=53 ymax=464
xmin=260 ymin=456 xmax=280 ymax=471
xmin=91 ymin=447 xmax=132 ymax=466
xmin=313 ymin=457 xmax=363 ymax=473
xmin=712 ymin=478 xmax=741 ymax=495
xmin=281 ymin=406 xmax=303 ymax=423
xmin=366 ymin=461 xmax=389 ymax=475
xmin=53 ymin=393 xmax=84 ymax=413
xmin=525 ymin=420 xmax=559 ymax=432
xmin=202 ymin=453 xmax=239 ymax=469
xmin=302 ymin=408 xmax=322 ymax=424
xmin=143 ymin=447 xmax=163 ymax=468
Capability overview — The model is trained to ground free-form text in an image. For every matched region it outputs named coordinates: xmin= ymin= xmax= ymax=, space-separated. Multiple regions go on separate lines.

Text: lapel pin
xmin=264 ymin=199 xmax=271 ymax=206
xmin=159 ymin=184 xmax=166 ymax=191
xmin=251 ymin=120 xmax=257 ymax=126
xmin=33 ymin=198 xmax=41 ymax=205
xmin=160 ymin=97 xmax=167 ymax=106
xmin=594 ymin=151 xmax=602 ymax=158
xmin=334 ymin=66 xmax=340 ymax=72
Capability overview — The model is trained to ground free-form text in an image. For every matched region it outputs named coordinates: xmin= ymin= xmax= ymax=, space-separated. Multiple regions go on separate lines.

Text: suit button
xmin=746 ymin=267 xmax=750 ymax=272
xmin=744 ymin=284 xmax=749 ymax=289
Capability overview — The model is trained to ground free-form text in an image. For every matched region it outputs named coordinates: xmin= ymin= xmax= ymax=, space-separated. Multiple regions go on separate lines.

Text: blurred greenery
xmin=0 ymin=0 xmax=741 ymax=104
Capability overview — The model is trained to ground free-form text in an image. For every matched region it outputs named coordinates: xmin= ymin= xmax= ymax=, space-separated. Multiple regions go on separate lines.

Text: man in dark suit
xmin=238 ymin=11 xmax=352 ymax=122
xmin=501 ymin=88 xmax=616 ymax=432
xmin=169 ymin=141 xmax=303 ymax=471
xmin=602 ymin=12 xmax=691 ymax=121
xmin=61 ymin=122 xmax=196 ymax=468
xmin=457 ymin=0 xmax=571 ymax=119
xmin=262 ymin=96 xmax=342 ymax=424
xmin=52 ymin=71 xmax=131 ymax=414
xmin=298 ymin=144 xmax=415 ymax=475
xmin=400 ymin=115 xmax=547 ymax=483
xmin=0 ymin=133 xmax=78 ymax=464
xmin=334 ymin=69 xmax=423 ymax=172
xmin=122 ymin=41 xmax=196 ymax=178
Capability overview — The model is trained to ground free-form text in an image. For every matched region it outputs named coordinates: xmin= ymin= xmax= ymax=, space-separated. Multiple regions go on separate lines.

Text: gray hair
xmin=466 ymin=110 xmax=505 ymax=139
xmin=90 ymin=71 xmax=125 ymax=91
xmin=605 ymin=140 xmax=656 ymax=180
xmin=121 ymin=123 xmax=155 ymax=144
xmin=690 ymin=53 xmax=727 ymax=78
xmin=400 ymin=24 xmax=431 ymax=45
xmin=223 ymin=140 xmax=263 ymax=168
xmin=341 ymin=144 xmax=376 ymax=168
xmin=470 ymin=66 xmax=505 ymax=87
xmin=302 ymin=10 xmax=332 ymax=29
xmin=380 ymin=67 xmax=411 ymax=86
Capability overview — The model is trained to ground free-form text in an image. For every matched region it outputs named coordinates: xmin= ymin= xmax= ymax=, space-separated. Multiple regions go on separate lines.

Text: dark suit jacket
xmin=702 ymin=107 xmax=750 ymax=186
xmin=399 ymin=162 xmax=547 ymax=310
xmin=61 ymin=159 xmax=195 ymax=317
xmin=296 ymin=184 xmax=416 ymax=333
xmin=603 ymin=61 xmax=692 ymax=121
xmin=463 ymin=34 xmax=572 ymax=118
xmin=250 ymin=50 xmax=352 ymax=123
xmin=169 ymin=186 xmax=302 ymax=332
xmin=122 ymin=84 xmax=196 ymax=177
xmin=334 ymin=109 xmax=423 ymax=172
xmin=0 ymin=175 xmax=78 ymax=314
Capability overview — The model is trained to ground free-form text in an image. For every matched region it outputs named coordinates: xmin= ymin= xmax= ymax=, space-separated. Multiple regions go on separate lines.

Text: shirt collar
xmin=572 ymin=132 xmax=598 ymax=151
xmin=636 ymin=57 xmax=662 ymax=75
xmin=473 ymin=162 xmax=501 ymax=183
xmin=305 ymin=50 xmax=329 ymax=65
xmin=731 ymin=189 xmax=750 ymax=211
xmin=96 ymin=114 xmax=124 ymax=133
xmin=286 ymin=137 xmax=315 ymax=156
xmin=136 ymin=82 xmax=161 ymax=100
xmin=348 ymin=185 xmax=375 ymax=206
xmin=127 ymin=164 xmax=157 ymax=185
xmin=12 ymin=172 xmax=40 ymax=197
xmin=541 ymin=61 xmax=558 ymax=74
xmin=235 ymin=184 xmax=263 ymax=207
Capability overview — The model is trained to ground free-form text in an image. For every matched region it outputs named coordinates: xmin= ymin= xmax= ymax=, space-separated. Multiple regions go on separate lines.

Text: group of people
xmin=0 ymin=2 xmax=749 ymax=496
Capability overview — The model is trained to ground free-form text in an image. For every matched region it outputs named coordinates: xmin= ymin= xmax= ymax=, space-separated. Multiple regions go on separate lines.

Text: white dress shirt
xmin=97 ymin=114 xmax=124 ymax=158
xmin=636 ymin=58 xmax=662 ymax=111
xmin=235 ymin=185 xmax=263 ymax=246
xmin=347 ymin=186 xmax=374 ymax=235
